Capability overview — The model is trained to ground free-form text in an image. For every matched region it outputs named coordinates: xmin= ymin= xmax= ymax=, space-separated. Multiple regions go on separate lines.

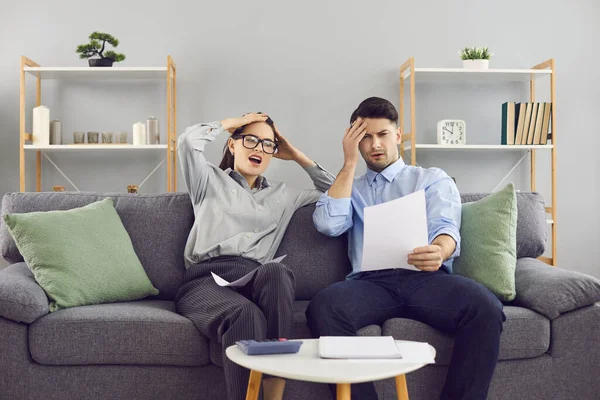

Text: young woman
xmin=175 ymin=113 xmax=334 ymax=400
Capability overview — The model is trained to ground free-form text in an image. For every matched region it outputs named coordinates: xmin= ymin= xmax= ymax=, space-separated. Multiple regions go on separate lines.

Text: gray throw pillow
xmin=0 ymin=262 xmax=49 ymax=323
xmin=513 ymin=258 xmax=600 ymax=319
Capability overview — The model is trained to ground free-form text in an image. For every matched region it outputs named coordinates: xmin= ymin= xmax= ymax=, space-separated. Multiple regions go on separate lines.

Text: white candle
xmin=132 ymin=122 xmax=146 ymax=145
xmin=33 ymin=105 xmax=50 ymax=145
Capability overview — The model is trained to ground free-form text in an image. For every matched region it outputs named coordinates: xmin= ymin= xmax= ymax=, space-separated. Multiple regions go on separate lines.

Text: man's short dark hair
xmin=349 ymin=97 xmax=399 ymax=125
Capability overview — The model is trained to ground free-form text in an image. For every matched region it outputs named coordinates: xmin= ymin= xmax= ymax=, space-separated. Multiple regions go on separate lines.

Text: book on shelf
xmin=514 ymin=103 xmax=527 ymax=145
xmin=501 ymin=102 xmax=552 ymax=145
xmin=532 ymin=103 xmax=545 ymax=145
xmin=501 ymin=102 xmax=515 ymax=145
xmin=540 ymin=103 xmax=552 ymax=145
xmin=526 ymin=103 xmax=538 ymax=144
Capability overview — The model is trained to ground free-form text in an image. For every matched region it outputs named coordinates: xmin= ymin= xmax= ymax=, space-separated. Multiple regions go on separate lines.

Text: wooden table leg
xmin=337 ymin=383 xmax=351 ymax=400
xmin=395 ymin=374 xmax=409 ymax=400
xmin=245 ymin=370 xmax=263 ymax=400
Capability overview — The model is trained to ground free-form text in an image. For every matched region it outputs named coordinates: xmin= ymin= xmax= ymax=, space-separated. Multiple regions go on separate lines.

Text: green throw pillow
xmin=453 ymin=183 xmax=518 ymax=302
xmin=3 ymin=198 xmax=159 ymax=312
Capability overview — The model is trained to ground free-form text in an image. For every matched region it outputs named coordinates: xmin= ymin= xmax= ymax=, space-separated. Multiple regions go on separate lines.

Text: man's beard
xmin=366 ymin=153 xmax=398 ymax=172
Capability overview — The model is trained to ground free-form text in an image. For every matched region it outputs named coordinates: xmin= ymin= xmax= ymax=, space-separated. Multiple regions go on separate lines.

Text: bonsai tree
xmin=459 ymin=46 xmax=493 ymax=60
xmin=76 ymin=32 xmax=126 ymax=67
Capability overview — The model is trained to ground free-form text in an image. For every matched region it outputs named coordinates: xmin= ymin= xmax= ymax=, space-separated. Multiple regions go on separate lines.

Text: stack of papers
xmin=362 ymin=189 xmax=429 ymax=272
xmin=318 ymin=336 xmax=434 ymax=363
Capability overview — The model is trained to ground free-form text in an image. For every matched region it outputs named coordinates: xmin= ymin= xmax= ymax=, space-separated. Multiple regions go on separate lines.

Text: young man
xmin=306 ymin=97 xmax=506 ymax=400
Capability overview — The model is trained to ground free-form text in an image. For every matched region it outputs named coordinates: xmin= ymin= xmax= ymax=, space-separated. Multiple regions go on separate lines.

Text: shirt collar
xmin=366 ymin=157 xmax=406 ymax=185
xmin=225 ymin=168 xmax=270 ymax=190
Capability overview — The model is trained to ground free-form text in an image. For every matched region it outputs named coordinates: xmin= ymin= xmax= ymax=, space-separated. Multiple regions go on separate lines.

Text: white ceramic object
xmin=32 ymin=105 xmax=50 ymax=145
xmin=462 ymin=59 xmax=489 ymax=69
xmin=133 ymin=122 xmax=146 ymax=145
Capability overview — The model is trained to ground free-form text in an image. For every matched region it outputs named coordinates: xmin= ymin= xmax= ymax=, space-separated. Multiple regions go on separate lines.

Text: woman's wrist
xmin=220 ymin=119 xmax=236 ymax=132
xmin=294 ymin=152 xmax=315 ymax=168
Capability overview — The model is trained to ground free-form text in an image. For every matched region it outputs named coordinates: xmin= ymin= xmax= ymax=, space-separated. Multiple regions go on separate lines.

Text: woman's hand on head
xmin=273 ymin=124 xmax=314 ymax=167
xmin=272 ymin=124 xmax=299 ymax=161
xmin=221 ymin=113 xmax=269 ymax=134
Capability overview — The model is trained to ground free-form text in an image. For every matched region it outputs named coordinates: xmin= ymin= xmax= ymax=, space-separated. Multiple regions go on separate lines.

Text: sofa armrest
xmin=513 ymin=258 xmax=600 ymax=319
xmin=0 ymin=262 xmax=49 ymax=323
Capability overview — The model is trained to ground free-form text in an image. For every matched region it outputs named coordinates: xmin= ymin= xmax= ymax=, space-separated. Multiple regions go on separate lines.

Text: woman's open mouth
xmin=248 ymin=154 xmax=263 ymax=166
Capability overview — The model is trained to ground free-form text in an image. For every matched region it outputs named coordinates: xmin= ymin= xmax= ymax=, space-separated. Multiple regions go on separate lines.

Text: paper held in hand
xmin=361 ymin=189 xmax=429 ymax=272
xmin=211 ymin=255 xmax=288 ymax=287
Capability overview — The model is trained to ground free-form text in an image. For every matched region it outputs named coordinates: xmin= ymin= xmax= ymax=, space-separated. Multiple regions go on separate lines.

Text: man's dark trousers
xmin=306 ymin=269 xmax=506 ymax=400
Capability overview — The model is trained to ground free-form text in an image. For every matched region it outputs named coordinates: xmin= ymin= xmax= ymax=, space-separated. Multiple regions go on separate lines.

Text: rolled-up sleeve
xmin=425 ymin=174 xmax=462 ymax=259
xmin=177 ymin=121 xmax=223 ymax=204
xmin=303 ymin=162 xmax=336 ymax=192
xmin=312 ymin=192 xmax=354 ymax=237
xmin=290 ymin=162 xmax=336 ymax=210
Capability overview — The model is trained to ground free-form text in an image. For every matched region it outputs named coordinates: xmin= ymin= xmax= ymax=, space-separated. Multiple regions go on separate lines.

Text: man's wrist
xmin=432 ymin=234 xmax=456 ymax=260
xmin=342 ymin=161 xmax=357 ymax=172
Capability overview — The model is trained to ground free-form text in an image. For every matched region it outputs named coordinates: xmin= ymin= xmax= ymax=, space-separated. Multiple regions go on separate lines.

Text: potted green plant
xmin=459 ymin=47 xmax=493 ymax=69
xmin=76 ymin=32 xmax=126 ymax=67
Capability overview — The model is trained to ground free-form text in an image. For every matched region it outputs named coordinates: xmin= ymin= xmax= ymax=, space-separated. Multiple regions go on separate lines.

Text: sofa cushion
xmin=460 ymin=191 xmax=546 ymax=259
xmin=275 ymin=205 xmax=351 ymax=300
xmin=29 ymin=300 xmax=209 ymax=366
xmin=1 ymin=192 xmax=194 ymax=300
xmin=3 ymin=198 xmax=160 ymax=311
xmin=453 ymin=183 xmax=518 ymax=302
xmin=513 ymin=258 xmax=600 ymax=319
xmin=382 ymin=305 xmax=549 ymax=365
xmin=0 ymin=262 xmax=49 ymax=323
xmin=208 ymin=300 xmax=382 ymax=367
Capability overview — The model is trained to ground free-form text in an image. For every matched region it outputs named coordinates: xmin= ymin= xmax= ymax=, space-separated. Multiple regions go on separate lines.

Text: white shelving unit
xmin=399 ymin=57 xmax=557 ymax=266
xmin=404 ymin=144 xmax=553 ymax=150
xmin=22 ymin=67 xmax=167 ymax=80
xmin=401 ymin=67 xmax=551 ymax=82
xmin=24 ymin=144 xmax=168 ymax=151
xmin=19 ymin=56 xmax=178 ymax=193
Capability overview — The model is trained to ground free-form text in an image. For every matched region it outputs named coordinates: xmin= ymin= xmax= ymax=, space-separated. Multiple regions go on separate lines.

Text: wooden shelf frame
xmin=19 ymin=55 xmax=178 ymax=193
xmin=399 ymin=57 xmax=557 ymax=266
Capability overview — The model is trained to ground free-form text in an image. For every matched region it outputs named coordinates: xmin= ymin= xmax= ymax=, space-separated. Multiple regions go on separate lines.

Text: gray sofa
xmin=1 ymin=191 xmax=599 ymax=400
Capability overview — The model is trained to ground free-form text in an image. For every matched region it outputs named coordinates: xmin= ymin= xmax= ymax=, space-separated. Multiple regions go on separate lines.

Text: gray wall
xmin=1 ymin=0 xmax=598 ymax=277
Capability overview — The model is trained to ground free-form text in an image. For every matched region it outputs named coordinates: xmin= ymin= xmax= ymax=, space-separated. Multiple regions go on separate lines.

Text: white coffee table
xmin=226 ymin=339 xmax=436 ymax=400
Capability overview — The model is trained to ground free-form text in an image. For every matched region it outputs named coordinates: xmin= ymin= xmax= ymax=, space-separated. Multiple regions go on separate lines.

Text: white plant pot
xmin=462 ymin=59 xmax=489 ymax=69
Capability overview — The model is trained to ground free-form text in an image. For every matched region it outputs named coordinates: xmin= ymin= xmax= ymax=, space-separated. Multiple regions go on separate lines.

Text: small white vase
xmin=32 ymin=105 xmax=50 ymax=145
xmin=132 ymin=122 xmax=146 ymax=145
xmin=462 ymin=59 xmax=489 ymax=69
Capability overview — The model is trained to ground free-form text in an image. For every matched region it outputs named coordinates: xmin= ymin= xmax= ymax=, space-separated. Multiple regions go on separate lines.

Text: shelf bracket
xmin=42 ymin=152 xmax=81 ymax=191
xmin=492 ymin=151 xmax=530 ymax=193
xmin=42 ymin=153 xmax=166 ymax=192
xmin=138 ymin=157 xmax=166 ymax=189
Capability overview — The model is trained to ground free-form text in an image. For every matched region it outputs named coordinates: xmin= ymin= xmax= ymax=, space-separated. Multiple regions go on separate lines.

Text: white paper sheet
xmin=361 ymin=189 xmax=428 ymax=272
xmin=345 ymin=341 xmax=435 ymax=364
xmin=395 ymin=341 xmax=435 ymax=363
xmin=211 ymin=255 xmax=288 ymax=287
xmin=318 ymin=336 xmax=403 ymax=359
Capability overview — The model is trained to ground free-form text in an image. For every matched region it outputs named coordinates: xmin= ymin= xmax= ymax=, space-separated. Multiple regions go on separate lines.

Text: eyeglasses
xmin=231 ymin=134 xmax=278 ymax=154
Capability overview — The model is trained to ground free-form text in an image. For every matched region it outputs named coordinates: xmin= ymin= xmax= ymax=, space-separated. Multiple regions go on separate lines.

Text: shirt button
xmin=231 ymin=188 xmax=237 ymax=194
xmin=257 ymin=205 xmax=263 ymax=210
xmin=246 ymin=233 xmax=251 ymax=238
xmin=253 ymin=228 xmax=259 ymax=233
xmin=276 ymin=199 xmax=280 ymax=204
